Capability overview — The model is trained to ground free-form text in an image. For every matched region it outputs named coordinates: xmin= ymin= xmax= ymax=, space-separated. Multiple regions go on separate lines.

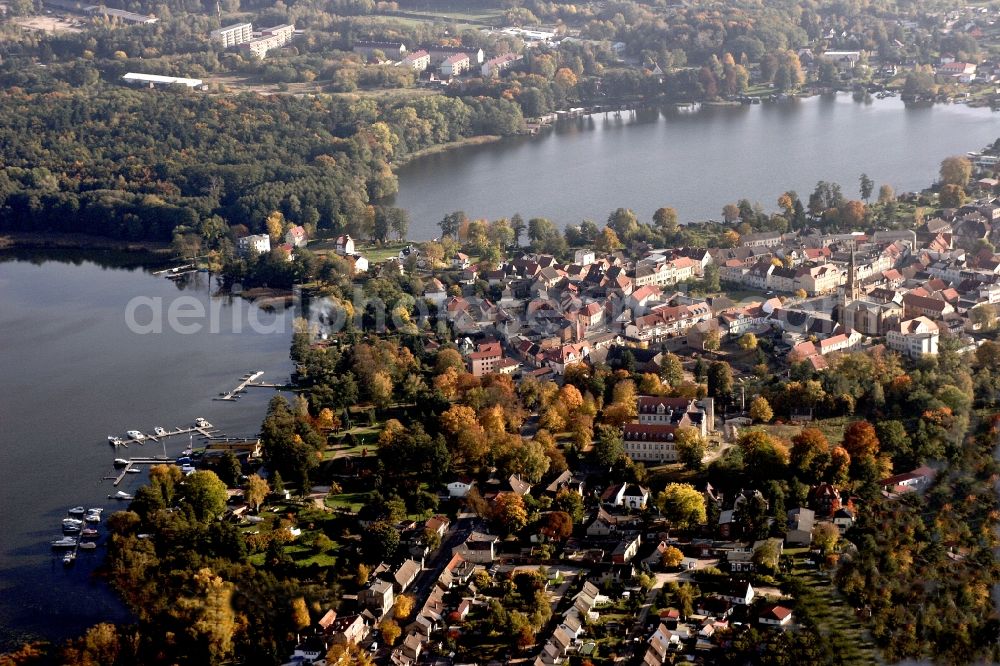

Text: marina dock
xmin=213 ymin=371 xmax=292 ymax=401
xmin=103 ymin=457 xmax=171 ymax=485
xmin=112 ymin=424 xmax=220 ymax=447
xmin=213 ymin=370 xmax=264 ymax=401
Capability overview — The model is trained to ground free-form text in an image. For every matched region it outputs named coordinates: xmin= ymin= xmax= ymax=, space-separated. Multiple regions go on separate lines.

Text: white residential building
xmin=210 ymin=22 xmax=253 ymax=47
xmin=237 ymin=234 xmax=271 ymax=256
xmin=887 ymin=317 xmax=939 ymax=358
xmin=440 ymin=53 xmax=471 ymax=76
xmin=400 ymin=49 xmax=430 ymax=71
xmin=482 ymin=53 xmax=522 ymax=77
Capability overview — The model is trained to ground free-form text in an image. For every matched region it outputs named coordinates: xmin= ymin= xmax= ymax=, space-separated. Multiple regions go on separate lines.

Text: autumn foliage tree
xmin=842 ymin=420 xmax=880 ymax=459
xmin=492 ymin=492 xmax=528 ymax=534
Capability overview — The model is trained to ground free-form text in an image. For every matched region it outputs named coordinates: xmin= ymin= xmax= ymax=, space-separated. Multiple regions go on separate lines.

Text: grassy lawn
xmin=326 ymin=491 xmax=374 ymax=513
xmin=762 ymin=416 xmax=851 ymax=444
xmin=784 ymin=553 xmax=882 ymax=664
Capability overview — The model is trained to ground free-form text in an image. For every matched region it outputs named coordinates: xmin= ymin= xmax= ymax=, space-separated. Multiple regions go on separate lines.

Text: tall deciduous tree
xmin=749 ymin=396 xmax=773 ymax=423
xmin=181 ymin=471 xmax=228 ymax=522
xmin=653 ymin=207 xmax=679 ymax=233
xmin=492 ymin=492 xmax=528 ymax=534
xmin=656 ymin=483 xmax=707 ymax=528
xmin=675 ymin=426 xmax=707 ymax=471
xmin=940 ymin=156 xmax=972 ymax=187
xmin=842 ymin=420 xmax=880 ymax=459
xmin=594 ymin=424 xmax=625 ymax=468
xmin=246 ymin=475 xmax=270 ymax=513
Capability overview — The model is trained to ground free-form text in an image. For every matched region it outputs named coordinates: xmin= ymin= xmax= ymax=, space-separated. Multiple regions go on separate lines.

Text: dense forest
xmin=0 ymin=88 xmax=523 ymax=242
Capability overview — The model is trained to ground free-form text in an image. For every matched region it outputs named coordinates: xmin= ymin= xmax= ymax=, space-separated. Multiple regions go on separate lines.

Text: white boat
xmin=78 ymin=542 xmax=97 ymax=550
xmin=195 ymin=418 xmax=211 ymax=428
xmin=85 ymin=514 xmax=101 ymax=523
xmin=154 ymin=426 xmax=167 ymax=436
xmin=113 ymin=458 xmax=129 ymax=468
xmin=63 ymin=518 xmax=84 ymax=526
xmin=67 ymin=506 xmax=85 ymax=516
xmin=63 ymin=552 xmax=76 ymax=565
xmin=113 ymin=491 xmax=133 ymax=500
xmin=51 ymin=537 xmax=77 ymax=548
xmin=126 ymin=430 xmax=145 ymax=440
xmin=125 ymin=467 xmax=142 ymax=474
xmin=81 ymin=528 xmax=99 ymax=538
xmin=86 ymin=508 xmax=103 ymax=515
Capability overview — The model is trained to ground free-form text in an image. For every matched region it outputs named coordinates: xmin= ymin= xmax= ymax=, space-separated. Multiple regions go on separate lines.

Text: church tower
xmin=846 ymin=241 xmax=860 ymax=302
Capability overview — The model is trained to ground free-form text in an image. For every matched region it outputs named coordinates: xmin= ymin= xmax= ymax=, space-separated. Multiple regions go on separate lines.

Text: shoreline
xmin=0 ymin=232 xmax=173 ymax=254
xmin=391 ymin=135 xmax=502 ymax=169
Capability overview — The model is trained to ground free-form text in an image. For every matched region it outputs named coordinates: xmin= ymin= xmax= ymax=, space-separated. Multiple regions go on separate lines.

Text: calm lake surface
xmin=391 ymin=94 xmax=1000 ymax=239
xmin=0 ymin=251 xmax=294 ymax=650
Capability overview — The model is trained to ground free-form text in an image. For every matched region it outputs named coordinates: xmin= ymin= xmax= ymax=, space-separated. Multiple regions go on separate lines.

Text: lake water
xmin=0 ymin=251 xmax=294 ymax=651
xmin=391 ymin=94 xmax=1000 ymax=239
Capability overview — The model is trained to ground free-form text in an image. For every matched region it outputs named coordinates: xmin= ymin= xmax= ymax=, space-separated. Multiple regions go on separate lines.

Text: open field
xmin=12 ymin=14 xmax=83 ymax=33
xmin=762 ymin=416 xmax=851 ymax=445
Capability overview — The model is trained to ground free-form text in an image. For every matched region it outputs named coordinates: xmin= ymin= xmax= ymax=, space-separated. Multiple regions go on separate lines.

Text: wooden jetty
xmin=111 ymin=423 xmax=219 ymax=448
xmin=151 ymin=263 xmax=194 ymax=276
xmin=214 ymin=370 xmax=265 ymax=401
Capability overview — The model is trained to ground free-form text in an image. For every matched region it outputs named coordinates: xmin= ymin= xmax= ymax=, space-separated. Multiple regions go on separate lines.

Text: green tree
xmin=738 ymin=333 xmax=758 ymax=350
xmin=675 ymin=426 xmax=707 ymax=471
xmin=752 ymin=540 xmax=781 ymax=574
xmin=939 ymin=183 xmax=966 ymax=208
xmin=554 ymin=488 xmax=585 ymax=523
xmin=859 ymin=173 xmax=874 ymax=202
xmin=659 ymin=352 xmax=684 ymax=387
xmin=607 ymin=207 xmax=639 ymax=240
xmin=594 ymin=425 xmax=625 ymax=468
xmin=702 ymin=263 xmax=721 ymax=292
xmin=656 ymin=483 xmax=707 ymax=529
xmin=246 ymin=475 xmax=270 ymax=513
xmin=707 ymin=361 xmax=733 ymax=404
xmin=181 ymin=470 xmax=228 ymax=522
xmin=675 ymin=583 xmax=696 ymax=619
xmin=653 ymin=207 xmax=679 ymax=234
xmin=216 ymin=451 xmax=243 ymax=487
xmin=364 ymin=521 xmax=401 ymax=561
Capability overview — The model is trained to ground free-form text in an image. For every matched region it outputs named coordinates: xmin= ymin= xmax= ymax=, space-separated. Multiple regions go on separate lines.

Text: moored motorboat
xmin=87 ymin=508 xmax=103 ymax=515
xmin=63 ymin=518 xmax=84 ymax=527
xmin=51 ymin=537 xmax=77 ymax=548
xmin=85 ymin=513 xmax=101 ymax=523
xmin=125 ymin=468 xmax=142 ymax=474
xmin=63 ymin=552 xmax=76 ymax=565
xmin=126 ymin=430 xmax=145 ymax=440
xmin=195 ymin=418 xmax=211 ymax=428
xmin=67 ymin=506 xmax=85 ymax=516
xmin=81 ymin=528 xmax=99 ymax=538
xmin=78 ymin=542 xmax=97 ymax=550
xmin=154 ymin=426 xmax=167 ymax=436
xmin=113 ymin=458 xmax=129 ymax=468
xmin=113 ymin=491 xmax=133 ymax=500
